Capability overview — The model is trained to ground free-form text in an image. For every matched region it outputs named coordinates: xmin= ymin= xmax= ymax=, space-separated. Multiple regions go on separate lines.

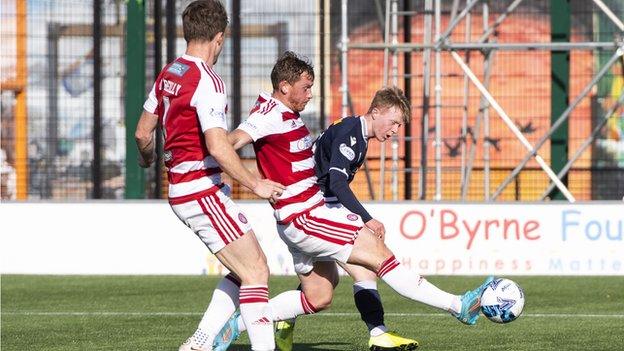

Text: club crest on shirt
xmin=347 ymin=214 xmax=359 ymax=221
xmin=163 ymin=150 xmax=172 ymax=162
xmin=238 ymin=213 xmax=248 ymax=224
xmin=339 ymin=143 xmax=355 ymax=161
xmin=290 ymin=135 xmax=313 ymax=152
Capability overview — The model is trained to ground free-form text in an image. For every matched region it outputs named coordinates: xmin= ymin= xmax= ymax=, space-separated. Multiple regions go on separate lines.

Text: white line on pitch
xmin=2 ymin=312 xmax=623 ymax=318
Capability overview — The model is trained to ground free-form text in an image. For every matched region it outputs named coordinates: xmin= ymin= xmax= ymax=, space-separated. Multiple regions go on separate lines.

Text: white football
xmin=480 ymin=278 xmax=525 ymax=323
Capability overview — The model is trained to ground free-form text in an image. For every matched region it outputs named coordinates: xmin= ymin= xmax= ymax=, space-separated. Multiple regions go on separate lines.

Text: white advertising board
xmin=1 ymin=202 xmax=622 ymax=275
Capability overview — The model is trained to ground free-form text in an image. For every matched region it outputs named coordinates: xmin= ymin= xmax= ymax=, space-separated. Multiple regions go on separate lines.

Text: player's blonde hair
xmin=182 ymin=0 xmax=228 ymax=43
xmin=367 ymin=86 xmax=411 ymax=122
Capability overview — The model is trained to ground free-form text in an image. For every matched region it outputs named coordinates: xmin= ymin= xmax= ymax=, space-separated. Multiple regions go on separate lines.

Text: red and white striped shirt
xmin=238 ymin=93 xmax=323 ymax=223
xmin=143 ymin=54 xmax=228 ymax=199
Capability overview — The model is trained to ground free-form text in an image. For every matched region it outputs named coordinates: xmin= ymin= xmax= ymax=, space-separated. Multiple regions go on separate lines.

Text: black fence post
xmin=93 ymin=0 xmax=102 ymax=198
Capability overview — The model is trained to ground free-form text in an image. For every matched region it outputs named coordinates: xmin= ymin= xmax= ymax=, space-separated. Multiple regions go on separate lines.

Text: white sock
xmin=378 ymin=255 xmax=461 ymax=314
xmin=353 ymin=280 xmax=377 ymax=292
xmin=191 ymin=274 xmax=240 ymax=348
xmin=239 ymin=285 xmax=274 ymax=351
xmin=238 ymin=290 xmax=316 ymax=332
xmin=370 ymin=326 xmax=387 ymax=337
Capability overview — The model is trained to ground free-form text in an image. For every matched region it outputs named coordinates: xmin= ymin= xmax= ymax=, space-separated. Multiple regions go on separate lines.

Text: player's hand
xmin=366 ymin=218 xmax=385 ymax=240
xmin=252 ymin=179 xmax=286 ymax=202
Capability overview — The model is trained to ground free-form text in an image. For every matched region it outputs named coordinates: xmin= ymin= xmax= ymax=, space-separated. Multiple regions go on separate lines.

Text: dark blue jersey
xmin=314 ymin=116 xmax=372 ymax=222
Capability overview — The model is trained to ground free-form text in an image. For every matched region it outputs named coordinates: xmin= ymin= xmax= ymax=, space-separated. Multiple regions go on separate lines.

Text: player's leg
xmin=216 ymin=230 xmax=275 ymax=351
xmin=339 ymin=262 xmax=419 ymax=351
xmin=275 ymin=259 xmax=339 ymax=351
xmin=339 ymin=262 xmax=385 ymax=334
xmin=184 ymin=273 xmax=241 ymax=350
xmin=274 ymin=283 xmax=301 ymax=351
xmin=214 ymin=260 xmax=337 ymax=351
xmin=348 ymin=229 xmax=493 ymax=325
xmin=174 ymin=189 xmax=274 ymax=351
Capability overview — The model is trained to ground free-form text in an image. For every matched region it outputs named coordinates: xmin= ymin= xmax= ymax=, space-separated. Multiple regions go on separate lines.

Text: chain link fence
xmin=1 ymin=0 xmax=622 ymax=201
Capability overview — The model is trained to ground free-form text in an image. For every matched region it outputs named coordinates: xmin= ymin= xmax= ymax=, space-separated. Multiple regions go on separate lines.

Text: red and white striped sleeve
xmin=143 ymin=81 xmax=158 ymax=114
xmin=191 ymin=65 xmax=228 ymax=133
xmin=238 ymin=101 xmax=281 ymax=141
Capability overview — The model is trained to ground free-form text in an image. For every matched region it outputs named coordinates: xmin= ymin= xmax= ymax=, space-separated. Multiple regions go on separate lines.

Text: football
xmin=480 ymin=278 xmax=525 ymax=323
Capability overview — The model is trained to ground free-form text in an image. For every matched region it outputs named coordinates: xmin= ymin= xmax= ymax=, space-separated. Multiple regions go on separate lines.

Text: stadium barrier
xmin=1 ymin=202 xmax=622 ymax=275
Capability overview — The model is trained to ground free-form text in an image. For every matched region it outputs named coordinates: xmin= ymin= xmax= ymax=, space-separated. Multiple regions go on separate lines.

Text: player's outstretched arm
xmin=227 ymin=129 xmax=254 ymax=151
xmin=205 ymin=127 xmax=284 ymax=199
xmin=134 ymin=110 xmax=158 ymax=168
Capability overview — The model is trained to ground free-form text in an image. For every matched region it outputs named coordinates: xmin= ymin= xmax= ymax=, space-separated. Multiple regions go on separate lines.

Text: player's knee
xmin=252 ymin=261 xmax=270 ymax=282
xmin=303 ymin=285 xmax=334 ymax=311
xmin=239 ymin=260 xmax=269 ymax=285
xmin=309 ymin=293 xmax=333 ymax=311
xmin=377 ymin=241 xmax=394 ymax=262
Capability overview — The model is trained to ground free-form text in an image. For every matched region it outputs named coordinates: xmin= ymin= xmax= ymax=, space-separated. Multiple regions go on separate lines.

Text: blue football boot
xmin=213 ymin=311 xmax=241 ymax=351
xmin=454 ymin=276 xmax=495 ymax=325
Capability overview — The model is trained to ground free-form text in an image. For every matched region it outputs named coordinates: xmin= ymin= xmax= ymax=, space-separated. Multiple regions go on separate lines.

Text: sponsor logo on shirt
xmin=241 ymin=120 xmax=258 ymax=131
xmin=339 ymin=143 xmax=355 ymax=161
xmin=167 ymin=62 xmax=190 ymax=77
xmin=209 ymin=108 xmax=226 ymax=123
xmin=350 ymin=136 xmax=357 ymax=146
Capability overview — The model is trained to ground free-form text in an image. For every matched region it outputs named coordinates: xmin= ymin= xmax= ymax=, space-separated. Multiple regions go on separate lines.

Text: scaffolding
xmin=340 ymin=0 xmax=624 ymax=202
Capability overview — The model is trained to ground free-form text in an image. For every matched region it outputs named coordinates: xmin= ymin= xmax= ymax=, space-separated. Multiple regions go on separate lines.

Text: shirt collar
xmin=359 ymin=116 xmax=369 ymax=147
xmin=259 ymin=92 xmax=300 ymax=121
xmin=181 ymin=54 xmax=206 ymax=64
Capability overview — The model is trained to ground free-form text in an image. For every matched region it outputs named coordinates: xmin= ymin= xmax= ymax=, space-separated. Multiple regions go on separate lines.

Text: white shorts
xmin=169 ymin=185 xmax=252 ymax=253
xmin=277 ymin=202 xmax=364 ymax=274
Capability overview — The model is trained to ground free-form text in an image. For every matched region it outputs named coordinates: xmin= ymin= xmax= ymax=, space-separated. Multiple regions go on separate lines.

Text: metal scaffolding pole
xmin=451 ymin=51 xmax=576 ymax=202
xmin=593 ymin=0 xmax=624 ymax=32
xmin=483 ymin=49 xmax=494 ymax=199
xmin=459 ymin=9 xmax=472 ymax=198
xmin=450 ymin=0 xmax=461 ymax=23
xmin=402 ymin=0 xmax=413 ymax=200
xmin=379 ymin=0 xmax=391 ymax=200
xmin=436 ymin=0 xmax=481 ymax=47
xmin=462 ymin=49 xmax=495 ymax=200
xmin=419 ymin=0 xmax=433 ymax=200
xmin=540 ymin=91 xmax=624 ymax=200
xmin=491 ymin=48 xmax=624 ymax=200
xmin=462 ymin=54 xmax=494 ymax=201
xmin=338 ymin=0 xmax=622 ymax=202
xmin=434 ymin=0 xmax=442 ymax=200
xmin=340 ymin=0 xmax=349 ymax=118
xmin=461 ymin=1 xmax=495 ymax=200
xmin=478 ymin=0 xmax=524 ymax=43
xmin=390 ymin=0 xmax=399 ymax=201
xmin=482 ymin=2 xmax=491 ymax=200
xmin=348 ymin=42 xmax=619 ymax=51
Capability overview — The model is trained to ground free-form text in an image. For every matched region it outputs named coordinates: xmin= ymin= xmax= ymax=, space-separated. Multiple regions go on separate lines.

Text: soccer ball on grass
xmin=480 ymin=278 xmax=525 ymax=323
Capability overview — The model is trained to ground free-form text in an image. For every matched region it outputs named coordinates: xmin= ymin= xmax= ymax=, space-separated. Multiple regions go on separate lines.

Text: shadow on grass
xmin=228 ymin=342 xmax=354 ymax=350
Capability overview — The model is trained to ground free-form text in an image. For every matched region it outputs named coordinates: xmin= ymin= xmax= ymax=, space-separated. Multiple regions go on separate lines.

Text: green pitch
xmin=2 ymin=275 xmax=623 ymax=350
